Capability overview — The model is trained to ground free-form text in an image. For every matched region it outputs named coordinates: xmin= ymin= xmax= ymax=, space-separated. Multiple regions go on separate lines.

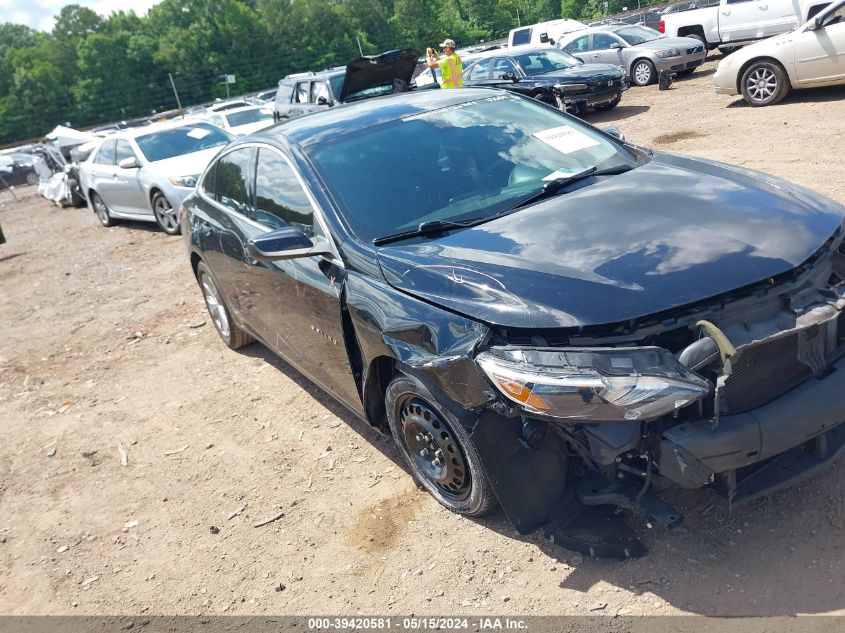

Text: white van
xmin=507 ymin=19 xmax=587 ymax=48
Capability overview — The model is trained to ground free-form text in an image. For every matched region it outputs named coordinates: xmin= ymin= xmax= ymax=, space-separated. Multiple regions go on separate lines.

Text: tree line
xmin=0 ymin=0 xmax=661 ymax=145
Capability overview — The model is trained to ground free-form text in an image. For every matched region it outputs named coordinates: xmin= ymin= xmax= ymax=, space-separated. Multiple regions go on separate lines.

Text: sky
xmin=0 ymin=0 xmax=164 ymax=32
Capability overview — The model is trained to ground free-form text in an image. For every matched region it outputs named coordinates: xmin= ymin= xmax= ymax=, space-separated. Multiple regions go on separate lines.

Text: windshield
xmin=225 ymin=108 xmax=273 ymax=127
xmin=329 ymin=74 xmax=344 ymax=100
xmin=514 ymin=49 xmax=582 ymax=75
xmin=307 ymin=94 xmax=636 ymax=243
xmin=135 ymin=123 xmax=233 ymax=162
xmin=616 ymin=26 xmax=663 ymax=45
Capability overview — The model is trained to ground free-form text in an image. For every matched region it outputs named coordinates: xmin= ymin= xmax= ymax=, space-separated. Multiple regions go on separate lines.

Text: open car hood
xmin=340 ymin=48 xmax=422 ymax=103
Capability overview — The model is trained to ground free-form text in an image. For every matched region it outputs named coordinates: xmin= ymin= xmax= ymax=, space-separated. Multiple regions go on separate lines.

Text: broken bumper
xmin=658 ymin=354 xmax=845 ymax=501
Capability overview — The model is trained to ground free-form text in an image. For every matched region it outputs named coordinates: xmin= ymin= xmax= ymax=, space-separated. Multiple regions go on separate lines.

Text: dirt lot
xmin=2 ymin=55 xmax=845 ymax=617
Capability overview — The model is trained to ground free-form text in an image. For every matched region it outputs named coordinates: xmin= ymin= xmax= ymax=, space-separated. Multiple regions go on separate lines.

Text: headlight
xmin=477 ymin=347 xmax=709 ymax=422
xmin=554 ymin=83 xmax=589 ymax=94
xmin=169 ymin=175 xmax=199 ymax=188
xmin=654 ymin=49 xmax=680 ymax=58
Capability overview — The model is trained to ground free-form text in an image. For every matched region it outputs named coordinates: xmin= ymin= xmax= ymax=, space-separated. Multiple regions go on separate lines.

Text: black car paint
xmin=184 ymin=88 xmax=845 ymax=557
xmin=462 ymin=53 xmax=627 ymax=111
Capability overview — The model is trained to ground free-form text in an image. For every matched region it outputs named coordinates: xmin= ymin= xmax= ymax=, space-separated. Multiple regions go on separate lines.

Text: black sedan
xmin=462 ymin=48 xmax=627 ymax=113
xmin=0 ymin=153 xmax=39 ymax=188
xmin=182 ymin=88 xmax=845 ymax=558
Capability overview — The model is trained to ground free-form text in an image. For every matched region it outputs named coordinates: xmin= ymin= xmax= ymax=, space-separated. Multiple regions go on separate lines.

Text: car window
xmin=134 ymin=123 xmax=233 ymax=163
xmin=823 ymin=4 xmax=844 ymax=25
xmin=307 ymin=94 xmax=636 ymax=243
xmin=254 ymin=149 xmax=314 ymax=234
xmin=277 ymin=82 xmax=294 ymax=104
xmin=492 ymin=58 xmax=518 ymax=79
xmin=296 ymin=82 xmax=311 ymax=103
xmin=329 ymin=74 xmax=344 ymax=100
xmin=225 ymin=108 xmax=272 ymax=127
xmin=466 ymin=58 xmax=492 ymax=80
xmin=616 ymin=25 xmax=662 ymax=44
xmin=313 ymin=81 xmax=332 ymax=103
xmin=592 ymin=33 xmax=622 ymax=50
xmin=564 ymin=35 xmax=590 ymax=54
xmin=201 ymin=163 xmax=216 ymax=196
xmin=511 ymin=27 xmax=532 ymax=46
xmin=114 ymin=140 xmax=136 ymax=164
xmin=95 ymin=140 xmax=116 ymax=165
xmin=726 ymin=0 xmax=752 ymax=4
xmin=514 ymin=50 xmax=581 ymax=75
xmin=214 ymin=148 xmax=253 ymax=213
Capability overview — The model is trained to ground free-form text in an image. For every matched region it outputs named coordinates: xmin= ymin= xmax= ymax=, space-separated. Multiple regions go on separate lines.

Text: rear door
xmin=89 ymin=140 xmax=121 ymax=209
xmin=757 ymin=0 xmax=801 ymax=35
xmin=794 ymin=3 xmax=845 ymax=84
xmin=108 ymin=139 xmax=150 ymax=215
xmin=719 ymin=0 xmax=760 ymax=42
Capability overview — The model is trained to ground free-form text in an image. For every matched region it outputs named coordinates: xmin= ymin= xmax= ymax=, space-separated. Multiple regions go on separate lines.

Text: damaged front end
xmin=468 ymin=230 xmax=845 ymax=558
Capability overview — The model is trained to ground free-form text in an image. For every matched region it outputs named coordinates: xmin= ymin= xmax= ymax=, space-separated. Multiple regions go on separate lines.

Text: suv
xmin=274 ymin=49 xmax=421 ymax=122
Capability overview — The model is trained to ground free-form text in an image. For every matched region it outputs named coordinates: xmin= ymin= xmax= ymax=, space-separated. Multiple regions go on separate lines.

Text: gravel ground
xmin=1 ymin=55 xmax=844 ymax=617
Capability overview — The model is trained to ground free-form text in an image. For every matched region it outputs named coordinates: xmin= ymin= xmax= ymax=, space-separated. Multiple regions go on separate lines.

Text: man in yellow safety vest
xmin=425 ymin=38 xmax=463 ymax=88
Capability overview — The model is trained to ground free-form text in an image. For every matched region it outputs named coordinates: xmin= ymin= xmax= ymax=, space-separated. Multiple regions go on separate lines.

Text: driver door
xmin=794 ymin=5 xmax=845 ymax=84
xmin=588 ymin=33 xmax=627 ymax=66
xmin=108 ymin=139 xmax=150 ymax=216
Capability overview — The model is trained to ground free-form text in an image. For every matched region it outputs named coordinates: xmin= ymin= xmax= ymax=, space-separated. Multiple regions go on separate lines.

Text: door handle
xmin=722 ymin=9 xmax=731 ymax=14
xmin=112 ymin=172 xmax=120 ymax=178
xmin=758 ymin=4 xmax=768 ymax=8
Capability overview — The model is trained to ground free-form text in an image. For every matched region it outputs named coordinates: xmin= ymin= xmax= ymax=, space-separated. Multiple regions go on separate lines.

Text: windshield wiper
xmin=372 ymin=218 xmax=485 ymax=246
xmin=506 ymin=164 xmax=633 ymax=212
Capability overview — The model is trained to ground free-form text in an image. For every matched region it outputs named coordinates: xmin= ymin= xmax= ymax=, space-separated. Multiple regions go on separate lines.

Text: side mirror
xmin=246 ymin=226 xmax=334 ymax=262
xmin=502 ymin=72 xmax=518 ymax=82
xmin=602 ymin=126 xmax=625 ymax=141
xmin=610 ymin=42 xmax=624 ymax=49
xmin=118 ymin=156 xmax=140 ymax=169
xmin=539 ymin=32 xmax=550 ymax=43
xmin=811 ymin=14 xmax=823 ymax=29
xmin=549 ymin=38 xmax=556 ymax=45
xmin=316 ymin=96 xmax=332 ymax=106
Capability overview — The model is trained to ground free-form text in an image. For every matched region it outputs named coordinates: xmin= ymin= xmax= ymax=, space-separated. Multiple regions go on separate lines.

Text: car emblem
xmin=607 ymin=80 xmax=613 ymax=87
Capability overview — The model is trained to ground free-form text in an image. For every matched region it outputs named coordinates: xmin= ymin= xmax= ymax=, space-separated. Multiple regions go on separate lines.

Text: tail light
xmin=659 ymin=20 xmax=665 ymax=33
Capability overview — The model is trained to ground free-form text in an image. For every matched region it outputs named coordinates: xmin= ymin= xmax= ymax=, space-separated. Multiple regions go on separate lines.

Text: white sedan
xmin=205 ymin=105 xmax=275 ymax=136
xmin=713 ymin=0 xmax=845 ymax=106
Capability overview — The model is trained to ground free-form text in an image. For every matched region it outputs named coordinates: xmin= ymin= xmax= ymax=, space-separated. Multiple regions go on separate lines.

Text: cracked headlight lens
xmin=477 ymin=347 xmax=709 ymax=422
xmin=654 ymin=48 xmax=680 ymax=58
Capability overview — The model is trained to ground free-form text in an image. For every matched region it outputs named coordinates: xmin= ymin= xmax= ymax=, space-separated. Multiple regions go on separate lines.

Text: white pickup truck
xmin=658 ymin=0 xmax=830 ymax=49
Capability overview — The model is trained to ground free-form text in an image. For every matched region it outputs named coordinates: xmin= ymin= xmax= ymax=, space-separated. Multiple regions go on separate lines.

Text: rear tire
xmin=631 ymin=59 xmax=656 ymax=86
xmin=152 ymin=191 xmax=180 ymax=235
xmin=740 ymin=60 xmax=790 ymax=107
xmin=196 ymin=261 xmax=253 ymax=350
xmin=385 ymin=374 xmax=497 ymax=517
xmin=90 ymin=191 xmax=114 ymax=227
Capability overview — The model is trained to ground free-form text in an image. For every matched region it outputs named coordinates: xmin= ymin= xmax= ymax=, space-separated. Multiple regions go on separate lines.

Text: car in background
xmin=207 ymin=99 xmax=249 ymax=113
xmin=558 ymin=24 xmax=706 ymax=85
xmin=252 ymin=89 xmax=277 ymax=103
xmin=79 ymin=121 xmax=234 ymax=234
xmin=0 ymin=153 xmax=39 ymax=187
xmin=181 ymin=86 xmax=845 ymax=559
xmin=274 ymin=48 xmax=420 ymax=122
xmin=205 ymin=105 xmax=275 ymax=136
xmin=713 ymin=0 xmax=845 ymax=106
xmin=462 ymin=47 xmax=627 ymax=112
xmin=508 ymin=18 xmax=587 ymax=48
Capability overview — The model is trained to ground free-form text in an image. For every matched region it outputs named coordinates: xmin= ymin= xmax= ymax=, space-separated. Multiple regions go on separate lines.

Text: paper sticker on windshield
xmin=187 ymin=128 xmax=211 ymax=139
xmin=533 ymin=125 xmax=599 ymax=154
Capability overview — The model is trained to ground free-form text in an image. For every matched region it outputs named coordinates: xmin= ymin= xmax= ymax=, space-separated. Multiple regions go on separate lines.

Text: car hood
xmin=631 ymin=36 xmax=704 ymax=50
xmin=144 ymin=146 xmax=226 ymax=177
xmin=534 ymin=63 xmax=624 ymax=82
xmin=339 ymin=48 xmax=421 ymax=102
xmin=376 ymin=153 xmax=845 ymax=329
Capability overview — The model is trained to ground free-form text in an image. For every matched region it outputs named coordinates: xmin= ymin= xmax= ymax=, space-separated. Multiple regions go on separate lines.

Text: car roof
xmin=106 ymin=118 xmax=217 ymax=140
xmin=281 ymin=68 xmax=345 ymax=84
xmin=258 ymin=87 xmax=506 ymax=148
xmin=216 ymin=104 xmax=271 ymax=116
xmin=465 ymin=46 xmax=568 ymax=63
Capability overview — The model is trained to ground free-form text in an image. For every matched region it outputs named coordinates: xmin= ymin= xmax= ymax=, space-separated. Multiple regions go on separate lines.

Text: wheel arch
xmin=149 ymin=186 xmax=165 ymax=209
xmin=677 ymin=25 xmax=706 ymax=42
xmin=735 ymin=56 xmax=790 ymax=95
xmin=630 ymin=57 xmax=655 ymax=82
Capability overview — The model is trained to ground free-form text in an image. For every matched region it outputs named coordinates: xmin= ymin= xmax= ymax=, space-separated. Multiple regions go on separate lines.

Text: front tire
xmin=90 ymin=191 xmax=114 ymax=227
xmin=152 ymin=191 xmax=180 ymax=235
xmin=740 ymin=60 xmax=790 ymax=107
xmin=385 ymin=375 xmax=497 ymax=517
xmin=196 ymin=261 xmax=253 ymax=349
xmin=631 ymin=59 xmax=656 ymax=86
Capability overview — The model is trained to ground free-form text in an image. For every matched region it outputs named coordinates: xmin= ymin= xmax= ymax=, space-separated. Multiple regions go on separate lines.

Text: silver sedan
xmin=558 ymin=25 xmax=707 ymax=86
xmin=79 ymin=121 xmax=234 ymax=234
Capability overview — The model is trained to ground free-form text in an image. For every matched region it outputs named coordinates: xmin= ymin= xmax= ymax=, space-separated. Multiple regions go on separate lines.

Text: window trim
xmin=197 ymin=142 xmax=343 ymax=267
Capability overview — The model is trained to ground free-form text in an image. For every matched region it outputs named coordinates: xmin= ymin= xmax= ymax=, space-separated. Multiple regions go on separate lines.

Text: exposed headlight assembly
xmin=169 ymin=175 xmax=199 ymax=188
xmin=654 ymin=48 xmax=680 ymax=58
xmin=477 ymin=347 xmax=709 ymax=422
